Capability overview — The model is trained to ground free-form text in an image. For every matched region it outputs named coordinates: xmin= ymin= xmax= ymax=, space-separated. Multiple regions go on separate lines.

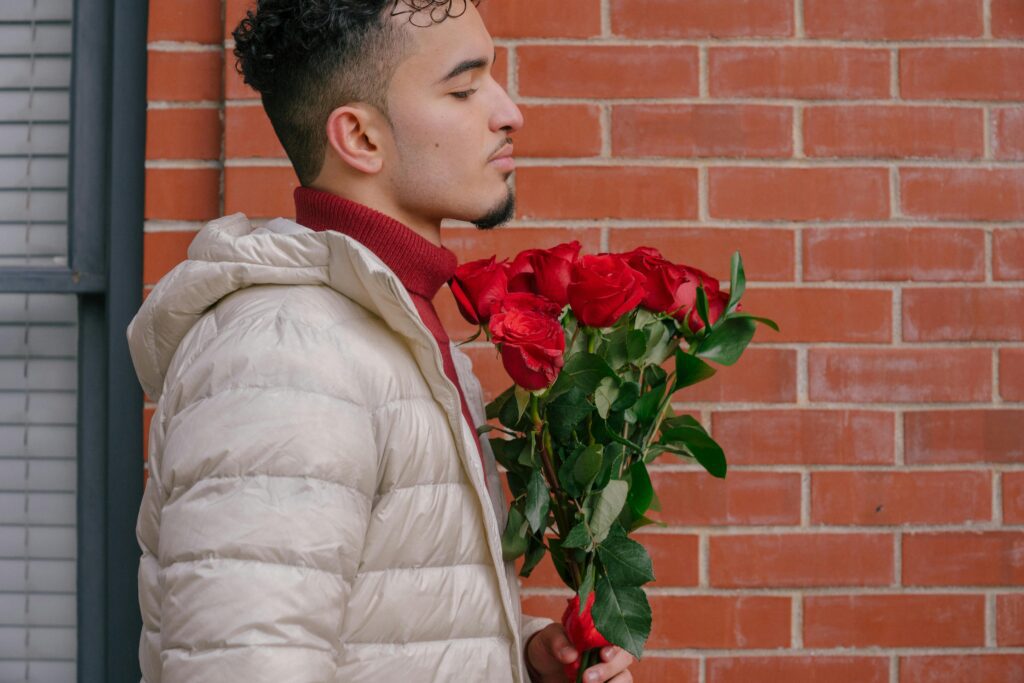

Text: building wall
xmin=143 ymin=1 xmax=1024 ymax=679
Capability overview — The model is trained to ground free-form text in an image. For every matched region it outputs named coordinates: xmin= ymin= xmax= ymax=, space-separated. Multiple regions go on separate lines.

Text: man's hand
xmin=525 ymin=623 xmax=636 ymax=682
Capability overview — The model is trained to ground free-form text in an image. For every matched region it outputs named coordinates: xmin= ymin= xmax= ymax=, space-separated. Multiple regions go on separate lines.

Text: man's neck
xmin=307 ymin=181 xmax=443 ymax=247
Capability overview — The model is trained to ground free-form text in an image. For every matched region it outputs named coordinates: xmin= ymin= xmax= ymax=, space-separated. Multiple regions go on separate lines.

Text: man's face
xmin=381 ymin=2 xmax=524 ymax=229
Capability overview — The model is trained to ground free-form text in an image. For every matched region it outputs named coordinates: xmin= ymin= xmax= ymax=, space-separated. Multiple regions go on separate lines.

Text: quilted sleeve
xmin=152 ymin=330 xmax=379 ymax=682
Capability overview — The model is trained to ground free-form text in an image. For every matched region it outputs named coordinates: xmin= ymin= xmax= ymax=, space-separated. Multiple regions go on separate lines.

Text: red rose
xmin=528 ymin=240 xmax=581 ymax=307
xmin=451 ymin=256 xmax=509 ymax=324
xmin=623 ymin=247 xmax=693 ymax=317
xmin=567 ymin=254 xmax=646 ymax=328
xmin=505 ymin=250 xmax=537 ymax=293
xmin=498 ymin=292 xmax=563 ymax=319
xmin=561 ymin=592 xmax=612 ymax=680
xmin=489 ymin=309 xmax=566 ymax=390
xmin=684 ymin=288 xmax=740 ymax=333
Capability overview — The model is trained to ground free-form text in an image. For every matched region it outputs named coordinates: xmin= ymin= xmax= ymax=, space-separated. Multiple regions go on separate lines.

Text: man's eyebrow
xmin=437 ymin=49 xmax=497 ymax=85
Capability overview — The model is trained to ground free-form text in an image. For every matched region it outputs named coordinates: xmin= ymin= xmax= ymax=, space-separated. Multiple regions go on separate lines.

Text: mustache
xmin=490 ymin=136 xmax=513 ymax=158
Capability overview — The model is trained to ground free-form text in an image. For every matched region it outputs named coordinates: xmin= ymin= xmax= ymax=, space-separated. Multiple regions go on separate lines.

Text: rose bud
xmin=498 ymin=292 xmax=563 ymax=319
xmin=451 ymin=256 xmax=509 ymax=325
xmin=489 ymin=308 xmax=566 ymax=391
xmin=561 ymin=592 xmax=612 ymax=681
xmin=567 ymin=254 xmax=646 ymax=328
xmin=528 ymin=240 xmax=581 ymax=308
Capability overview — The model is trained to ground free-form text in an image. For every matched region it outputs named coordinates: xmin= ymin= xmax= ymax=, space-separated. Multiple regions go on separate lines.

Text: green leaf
xmin=728 ymin=312 xmax=780 ymax=332
xmin=547 ymin=387 xmax=594 ymax=444
xmin=577 ymin=562 xmax=596 ymax=612
xmin=674 ymin=348 xmax=717 ymax=390
xmin=547 ymin=538 xmax=575 ymax=587
xmin=562 ymin=522 xmax=592 ymax=550
xmin=633 ymin=384 xmax=665 ymax=423
xmin=695 ymin=284 xmax=712 ymax=332
xmin=643 ymin=319 xmax=674 ymax=365
xmin=727 ymin=250 xmax=745 ymax=314
xmin=597 ymin=525 xmax=655 ymax=586
xmin=591 ymin=575 xmax=651 ymax=660
xmin=588 ymin=480 xmax=628 ymax=545
xmin=594 ymin=376 xmax=620 ymax=419
xmin=489 ymin=437 xmax=525 ymax=472
xmin=694 ymin=317 xmax=757 ymax=366
xmin=573 ymin=444 xmax=603 ymax=492
xmin=625 ymin=461 xmax=654 ymax=518
xmin=514 ymin=385 xmax=532 ymax=422
xmin=611 ymin=381 xmax=640 ymax=412
xmin=660 ymin=418 xmax=727 ymax=478
xmin=628 ymin=514 xmax=666 ymax=532
xmin=501 ymin=505 xmax=530 ymax=561
xmin=643 ymin=363 xmax=668 ymax=389
xmin=560 ymin=352 xmax=617 ymax=394
xmin=524 ymin=469 xmax=550 ymax=533
xmin=626 ymin=329 xmax=647 ymax=362
xmin=518 ymin=534 xmax=547 ymax=578
xmin=485 ymin=385 xmax=514 ymax=422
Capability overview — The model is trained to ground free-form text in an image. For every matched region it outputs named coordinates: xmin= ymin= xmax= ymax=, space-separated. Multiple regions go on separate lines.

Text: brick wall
xmin=144 ymin=1 xmax=1024 ymax=680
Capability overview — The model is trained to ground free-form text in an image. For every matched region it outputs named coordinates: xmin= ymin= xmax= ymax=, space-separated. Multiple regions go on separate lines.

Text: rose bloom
xmin=489 ymin=308 xmax=566 ymax=390
xmin=527 ymin=240 xmax=581 ymax=307
xmin=623 ymin=246 xmax=694 ymax=318
xmin=567 ymin=254 xmax=646 ymax=328
xmin=497 ymin=292 xmax=563 ymax=318
xmin=561 ymin=592 xmax=612 ymax=680
xmin=451 ymin=256 xmax=509 ymax=325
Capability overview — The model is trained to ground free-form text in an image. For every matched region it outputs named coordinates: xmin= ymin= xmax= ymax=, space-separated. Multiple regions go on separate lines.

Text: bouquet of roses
xmin=451 ymin=242 xmax=778 ymax=681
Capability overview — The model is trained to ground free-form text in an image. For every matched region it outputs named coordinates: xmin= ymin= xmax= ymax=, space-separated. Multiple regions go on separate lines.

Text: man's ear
xmin=324 ymin=104 xmax=387 ymax=175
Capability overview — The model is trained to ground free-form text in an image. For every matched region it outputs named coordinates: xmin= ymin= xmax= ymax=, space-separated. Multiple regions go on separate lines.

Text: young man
xmin=127 ymin=1 xmax=636 ymax=681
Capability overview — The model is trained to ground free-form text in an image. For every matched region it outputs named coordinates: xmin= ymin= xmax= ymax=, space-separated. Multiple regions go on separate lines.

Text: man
xmin=127 ymin=1 xmax=636 ymax=681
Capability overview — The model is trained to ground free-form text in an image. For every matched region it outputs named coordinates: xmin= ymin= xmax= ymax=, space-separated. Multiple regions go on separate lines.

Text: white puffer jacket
xmin=127 ymin=213 xmax=553 ymax=682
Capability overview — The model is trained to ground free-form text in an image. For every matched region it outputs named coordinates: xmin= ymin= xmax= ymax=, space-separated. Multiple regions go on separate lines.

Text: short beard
xmin=471 ymin=188 xmax=516 ymax=230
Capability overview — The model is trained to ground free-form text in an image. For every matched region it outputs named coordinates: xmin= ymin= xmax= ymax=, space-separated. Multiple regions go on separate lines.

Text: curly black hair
xmin=232 ymin=0 xmax=481 ymax=185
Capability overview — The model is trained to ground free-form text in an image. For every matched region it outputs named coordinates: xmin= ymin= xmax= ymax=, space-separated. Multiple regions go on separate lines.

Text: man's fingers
xmin=544 ymin=624 xmax=577 ymax=662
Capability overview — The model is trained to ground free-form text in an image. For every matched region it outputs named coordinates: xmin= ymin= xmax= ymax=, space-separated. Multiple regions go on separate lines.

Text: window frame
xmin=0 ymin=0 xmax=148 ymax=680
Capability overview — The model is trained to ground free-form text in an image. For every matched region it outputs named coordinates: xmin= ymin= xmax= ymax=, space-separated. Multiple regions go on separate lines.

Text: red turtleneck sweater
xmin=294 ymin=187 xmax=487 ymax=486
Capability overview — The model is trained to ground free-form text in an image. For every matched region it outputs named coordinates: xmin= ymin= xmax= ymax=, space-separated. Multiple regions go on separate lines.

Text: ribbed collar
xmin=293 ymin=186 xmax=457 ymax=300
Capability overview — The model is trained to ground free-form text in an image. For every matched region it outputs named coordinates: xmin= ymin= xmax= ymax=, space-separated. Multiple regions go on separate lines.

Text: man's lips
xmin=489 ymin=143 xmax=515 ymax=171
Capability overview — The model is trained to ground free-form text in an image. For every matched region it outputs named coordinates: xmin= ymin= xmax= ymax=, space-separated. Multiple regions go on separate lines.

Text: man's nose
xmin=492 ymin=87 xmax=524 ymax=134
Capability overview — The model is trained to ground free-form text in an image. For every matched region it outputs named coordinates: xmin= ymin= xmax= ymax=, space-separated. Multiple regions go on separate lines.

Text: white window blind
xmin=0 ymin=0 xmax=77 ymax=681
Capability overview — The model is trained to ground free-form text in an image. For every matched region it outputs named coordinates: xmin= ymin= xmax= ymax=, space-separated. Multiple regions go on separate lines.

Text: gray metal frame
xmin=0 ymin=0 xmax=148 ymax=680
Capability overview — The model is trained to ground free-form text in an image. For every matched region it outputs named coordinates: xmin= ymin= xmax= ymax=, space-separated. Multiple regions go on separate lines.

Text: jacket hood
xmin=127 ymin=213 xmax=430 ymax=401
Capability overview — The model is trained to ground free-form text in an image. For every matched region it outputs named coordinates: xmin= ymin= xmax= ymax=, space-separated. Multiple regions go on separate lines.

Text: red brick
xmin=709 ymin=533 xmax=893 ymax=588
xmin=674 ymin=348 xmax=797 ymax=404
xmin=143 ymin=231 xmax=198 ymax=284
xmin=709 ymin=47 xmax=890 ymax=99
xmin=993 ymin=108 xmax=1024 ymax=160
xmin=144 ymin=168 xmax=221 ymax=221
xmin=518 ymin=46 xmax=699 ymax=99
xmin=804 ymin=594 xmax=985 ymax=648
xmin=901 ymin=168 xmax=1024 ymax=221
xmin=1003 ymin=472 xmax=1024 ymax=524
xmin=519 ymin=594 xmax=791 ymax=650
xmin=148 ymin=0 xmax=223 ymax=44
xmin=904 ymin=532 xmax=1024 ymax=586
xmin=994 ymin=228 xmax=1024 ymax=280
xmin=804 ymin=0 xmax=982 ymax=39
xmin=606 ymin=227 xmax=795 ymax=283
xmin=478 ymin=0 xmax=601 ymax=38
xmin=992 ymin=0 xmax=1024 ymax=38
xmin=444 ymin=226 xmax=603 ymax=264
xmin=147 ymin=50 xmax=223 ymax=102
xmin=901 ymin=655 xmax=1024 ymax=683
xmin=517 ymin=105 xmax=602 ymax=158
xmin=707 ymin=656 xmax=889 ymax=683
xmin=811 ymin=471 xmax=991 ymax=526
xmin=808 ymin=349 xmax=992 ymax=403
xmin=904 ymin=287 xmax=1024 ymax=341
xmin=517 ymin=167 xmax=698 ymax=220
xmin=225 ymin=104 xmax=285 ymax=159
xmin=652 ymin=471 xmax=801 ymax=527
xmin=712 ymin=410 xmax=895 ymax=466
xmin=223 ymin=166 xmax=299 ymax=218
xmin=612 ymin=104 xmax=792 ymax=159
xmin=709 ymin=167 xmax=890 ymax=221
xmin=739 ymin=288 xmax=891 ymax=343
xmin=630 ymin=657 xmax=699 ymax=683
xmin=803 ymin=227 xmax=985 ymax=282
xmin=901 ymin=48 xmax=1024 ymax=101
xmin=146 ymin=108 xmax=222 ymax=161
xmin=610 ymin=0 xmax=793 ymax=38
xmin=997 ymin=594 xmax=1024 ymax=645
xmin=804 ymin=106 xmax=984 ymax=159
xmin=905 ymin=410 xmax=1024 ymax=464
xmin=1002 ymin=349 xmax=1024 ymax=402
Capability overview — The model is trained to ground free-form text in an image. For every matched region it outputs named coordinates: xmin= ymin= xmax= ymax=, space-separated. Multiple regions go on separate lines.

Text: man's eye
xmin=450 ymin=89 xmax=477 ymax=100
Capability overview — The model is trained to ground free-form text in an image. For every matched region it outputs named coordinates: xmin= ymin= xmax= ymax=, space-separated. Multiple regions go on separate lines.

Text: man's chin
xmin=470 ymin=190 xmax=516 ymax=230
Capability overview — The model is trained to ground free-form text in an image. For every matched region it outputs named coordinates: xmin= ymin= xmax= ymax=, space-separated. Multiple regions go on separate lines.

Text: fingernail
xmin=561 ymin=647 xmax=577 ymax=661
xmin=603 ymin=646 xmax=617 ymax=659
xmin=585 ymin=672 xmax=599 ymax=683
